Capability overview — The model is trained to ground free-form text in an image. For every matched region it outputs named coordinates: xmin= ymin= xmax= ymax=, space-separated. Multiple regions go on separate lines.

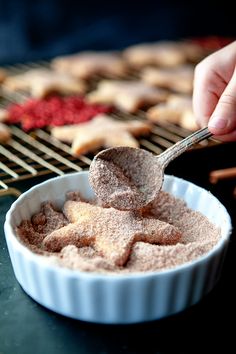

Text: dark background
xmin=0 ymin=0 xmax=236 ymax=64
xmin=1 ymin=1 xmax=236 ymax=352
xmin=0 ymin=142 xmax=236 ymax=353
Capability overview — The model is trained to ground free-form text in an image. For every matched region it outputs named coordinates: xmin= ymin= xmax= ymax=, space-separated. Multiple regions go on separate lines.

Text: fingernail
xmin=208 ymin=117 xmax=227 ymax=130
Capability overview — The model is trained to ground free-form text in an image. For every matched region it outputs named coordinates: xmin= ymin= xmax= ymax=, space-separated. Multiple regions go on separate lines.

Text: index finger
xmin=193 ymin=61 xmax=224 ymax=127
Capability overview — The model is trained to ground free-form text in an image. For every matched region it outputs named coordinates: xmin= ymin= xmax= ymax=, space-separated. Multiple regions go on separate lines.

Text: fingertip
xmin=208 ymin=117 xmax=228 ymax=134
xmin=209 ymin=129 xmax=236 ymax=142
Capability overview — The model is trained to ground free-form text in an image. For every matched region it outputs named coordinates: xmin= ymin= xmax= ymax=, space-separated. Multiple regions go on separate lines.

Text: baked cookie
xmin=43 ymin=200 xmax=181 ymax=266
xmin=0 ymin=68 xmax=7 ymax=83
xmin=141 ymin=65 xmax=194 ymax=94
xmin=3 ymin=68 xmax=86 ymax=98
xmin=87 ymin=80 xmax=168 ymax=113
xmin=123 ymin=41 xmax=205 ymax=68
xmin=179 ymin=41 xmax=207 ymax=63
xmin=51 ymin=114 xmax=151 ymax=155
xmin=147 ymin=94 xmax=198 ymax=131
xmin=52 ymin=51 xmax=127 ymax=79
xmin=0 ymin=108 xmax=8 ymax=122
xmin=0 ymin=123 xmax=11 ymax=143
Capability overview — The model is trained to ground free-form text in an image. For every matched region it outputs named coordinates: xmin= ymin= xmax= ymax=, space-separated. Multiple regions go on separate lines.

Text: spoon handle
xmin=158 ymin=127 xmax=213 ymax=167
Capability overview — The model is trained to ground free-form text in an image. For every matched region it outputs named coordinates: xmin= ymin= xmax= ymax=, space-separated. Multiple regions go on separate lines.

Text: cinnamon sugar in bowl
xmin=4 ymin=171 xmax=232 ymax=324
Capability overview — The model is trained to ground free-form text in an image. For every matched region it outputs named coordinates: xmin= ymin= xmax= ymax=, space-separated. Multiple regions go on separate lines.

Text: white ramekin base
xmin=4 ymin=172 xmax=232 ymax=324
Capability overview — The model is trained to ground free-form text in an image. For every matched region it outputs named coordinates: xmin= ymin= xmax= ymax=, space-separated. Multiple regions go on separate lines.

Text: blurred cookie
xmin=0 ymin=108 xmax=8 ymax=122
xmin=52 ymin=51 xmax=127 ymax=79
xmin=179 ymin=41 xmax=207 ymax=63
xmin=87 ymin=80 xmax=168 ymax=113
xmin=123 ymin=41 xmax=206 ymax=68
xmin=147 ymin=94 xmax=198 ymax=131
xmin=0 ymin=123 xmax=11 ymax=143
xmin=141 ymin=65 xmax=194 ymax=94
xmin=4 ymin=68 xmax=86 ymax=98
xmin=123 ymin=41 xmax=186 ymax=68
xmin=0 ymin=68 xmax=7 ymax=83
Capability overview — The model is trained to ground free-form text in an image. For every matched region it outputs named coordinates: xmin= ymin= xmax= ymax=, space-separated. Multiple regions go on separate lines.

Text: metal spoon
xmin=89 ymin=127 xmax=212 ymax=210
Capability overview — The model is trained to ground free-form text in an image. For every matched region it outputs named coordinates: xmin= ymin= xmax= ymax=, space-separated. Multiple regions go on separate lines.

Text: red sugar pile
xmin=6 ymin=95 xmax=113 ymax=131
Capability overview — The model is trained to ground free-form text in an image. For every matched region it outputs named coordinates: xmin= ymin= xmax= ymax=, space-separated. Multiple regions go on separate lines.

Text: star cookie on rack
xmin=52 ymin=51 xmax=128 ymax=79
xmin=141 ymin=65 xmax=194 ymax=94
xmin=0 ymin=122 xmax=11 ymax=143
xmin=0 ymin=68 xmax=7 ymax=83
xmin=123 ymin=41 xmax=206 ymax=68
xmin=87 ymin=80 xmax=168 ymax=113
xmin=147 ymin=94 xmax=198 ymax=131
xmin=51 ymin=114 xmax=152 ymax=156
xmin=3 ymin=68 xmax=86 ymax=98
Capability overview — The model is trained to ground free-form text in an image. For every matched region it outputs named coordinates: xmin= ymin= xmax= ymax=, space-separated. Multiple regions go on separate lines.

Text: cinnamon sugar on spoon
xmin=89 ymin=127 xmax=212 ymax=210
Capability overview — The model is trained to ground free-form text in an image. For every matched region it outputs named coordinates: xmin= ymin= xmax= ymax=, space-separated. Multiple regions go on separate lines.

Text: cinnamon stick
xmin=210 ymin=167 xmax=236 ymax=184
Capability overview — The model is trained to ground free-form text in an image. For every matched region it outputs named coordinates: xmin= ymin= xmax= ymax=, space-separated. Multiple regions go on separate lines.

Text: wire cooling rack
xmin=0 ymin=61 xmax=218 ymax=197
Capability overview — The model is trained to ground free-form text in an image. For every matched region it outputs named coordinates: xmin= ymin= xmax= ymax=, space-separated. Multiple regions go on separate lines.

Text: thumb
xmin=208 ymin=67 xmax=236 ymax=135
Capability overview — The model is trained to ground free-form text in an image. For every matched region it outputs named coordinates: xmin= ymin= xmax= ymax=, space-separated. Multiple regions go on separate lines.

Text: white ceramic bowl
xmin=4 ymin=171 xmax=232 ymax=324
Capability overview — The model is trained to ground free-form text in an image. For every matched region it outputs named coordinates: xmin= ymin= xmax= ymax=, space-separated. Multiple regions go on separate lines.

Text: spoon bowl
xmin=89 ymin=146 xmax=163 ymax=210
xmin=89 ymin=127 xmax=212 ymax=210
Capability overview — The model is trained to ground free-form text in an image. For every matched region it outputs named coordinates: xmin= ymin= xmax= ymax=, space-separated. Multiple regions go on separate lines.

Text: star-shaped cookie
xmin=51 ymin=114 xmax=152 ymax=156
xmin=141 ymin=65 xmax=194 ymax=94
xmin=123 ymin=41 xmax=206 ymax=68
xmin=0 ymin=122 xmax=11 ymax=143
xmin=0 ymin=68 xmax=7 ymax=83
xmin=3 ymin=68 xmax=86 ymax=98
xmin=147 ymin=94 xmax=198 ymax=131
xmin=87 ymin=80 xmax=168 ymax=113
xmin=43 ymin=201 xmax=181 ymax=266
xmin=52 ymin=51 xmax=128 ymax=79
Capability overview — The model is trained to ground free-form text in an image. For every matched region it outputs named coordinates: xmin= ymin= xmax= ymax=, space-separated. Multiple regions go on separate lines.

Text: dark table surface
xmin=1 ymin=142 xmax=236 ymax=354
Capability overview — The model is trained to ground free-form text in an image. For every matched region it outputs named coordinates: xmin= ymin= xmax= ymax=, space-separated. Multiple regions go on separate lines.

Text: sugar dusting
xmin=42 ymin=200 xmax=181 ymax=266
xmin=90 ymin=158 xmax=144 ymax=210
xmin=89 ymin=147 xmax=163 ymax=210
xmin=16 ymin=190 xmax=221 ymax=273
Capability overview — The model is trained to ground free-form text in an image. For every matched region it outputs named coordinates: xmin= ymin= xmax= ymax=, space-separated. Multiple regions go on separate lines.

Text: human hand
xmin=193 ymin=41 xmax=236 ymax=141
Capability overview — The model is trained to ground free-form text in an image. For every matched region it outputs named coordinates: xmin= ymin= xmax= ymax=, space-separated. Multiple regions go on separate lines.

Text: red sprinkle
xmin=6 ymin=96 xmax=113 ymax=131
